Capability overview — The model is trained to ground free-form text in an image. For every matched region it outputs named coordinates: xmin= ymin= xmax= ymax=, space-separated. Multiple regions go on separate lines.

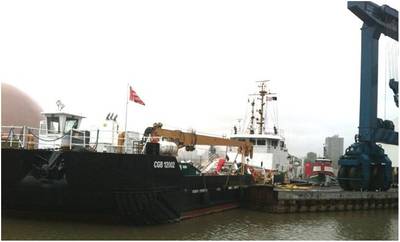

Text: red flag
xmin=129 ymin=86 xmax=145 ymax=105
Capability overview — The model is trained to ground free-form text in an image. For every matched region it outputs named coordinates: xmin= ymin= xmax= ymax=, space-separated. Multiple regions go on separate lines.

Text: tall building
xmin=324 ymin=135 xmax=344 ymax=171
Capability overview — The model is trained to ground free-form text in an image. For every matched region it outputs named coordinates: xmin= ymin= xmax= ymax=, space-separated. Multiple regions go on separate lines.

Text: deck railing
xmin=1 ymin=125 xmax=159 ymax=154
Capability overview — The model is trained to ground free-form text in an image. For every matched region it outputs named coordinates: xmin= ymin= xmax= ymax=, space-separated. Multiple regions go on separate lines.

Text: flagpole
xmin=124 ymin=83 xmax=129 ymax=152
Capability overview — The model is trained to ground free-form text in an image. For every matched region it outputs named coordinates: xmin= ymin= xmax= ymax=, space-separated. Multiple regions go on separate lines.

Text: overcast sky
xmin=1 ymin=0 xmax=398 ymax=157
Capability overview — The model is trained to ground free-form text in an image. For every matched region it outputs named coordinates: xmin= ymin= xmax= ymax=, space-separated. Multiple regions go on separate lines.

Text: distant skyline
xmin=1 ymin=0 xmax=398 ymax=157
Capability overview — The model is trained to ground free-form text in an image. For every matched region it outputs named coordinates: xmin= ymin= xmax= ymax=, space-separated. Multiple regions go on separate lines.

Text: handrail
xmin=1 ymin=125 xmax=147 ymax=154
xmin=1 ymin=125 xmax=24 ymax=129
xmin=2 ymin=125 xmax=238 ymax=156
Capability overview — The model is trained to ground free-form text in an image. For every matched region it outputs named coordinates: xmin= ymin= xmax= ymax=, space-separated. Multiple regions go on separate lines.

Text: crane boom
xmin=150 ymin=126 xmax=253 ymax=157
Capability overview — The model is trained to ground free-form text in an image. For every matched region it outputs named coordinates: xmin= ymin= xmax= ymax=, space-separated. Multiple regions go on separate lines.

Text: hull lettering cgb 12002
xmin=153 ymin=161 xmax=176 ymax=169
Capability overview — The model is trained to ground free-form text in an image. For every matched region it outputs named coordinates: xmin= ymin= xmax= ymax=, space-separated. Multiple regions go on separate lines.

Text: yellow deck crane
xmin=143 ymin=123 xmax=253 ymax=174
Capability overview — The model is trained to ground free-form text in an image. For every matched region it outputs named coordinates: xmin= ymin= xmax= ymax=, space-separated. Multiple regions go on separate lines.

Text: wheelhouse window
xmin=249 ymin=138 xmax=256 ymax=145
xmin=47 ymin=117 xmax=60 ymax=134
xmin=257 ymin=139 xmax=266 ymax=145
xmin=65 ymin=118 xmax=79 ymax=133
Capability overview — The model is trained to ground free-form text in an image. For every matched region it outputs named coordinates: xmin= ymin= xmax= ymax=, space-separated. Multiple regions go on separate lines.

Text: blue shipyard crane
xmin=338 ymin=1 xmax=398 ymax=191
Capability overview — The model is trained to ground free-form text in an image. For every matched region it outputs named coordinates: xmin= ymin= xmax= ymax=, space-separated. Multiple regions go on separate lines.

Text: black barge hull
xmin=2 ymin=148 xmax=251 ymax=224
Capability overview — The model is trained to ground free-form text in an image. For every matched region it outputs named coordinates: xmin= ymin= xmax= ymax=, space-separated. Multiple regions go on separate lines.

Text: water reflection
xmin=334 ymin=210 xmax=398 ymax=240
xmin=2 ymin=209 xmax=398 ymax=240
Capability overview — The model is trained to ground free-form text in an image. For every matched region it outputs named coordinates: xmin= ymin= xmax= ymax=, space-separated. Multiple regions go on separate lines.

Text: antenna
xmin=56 ymin=100 xmax=65 ymax=111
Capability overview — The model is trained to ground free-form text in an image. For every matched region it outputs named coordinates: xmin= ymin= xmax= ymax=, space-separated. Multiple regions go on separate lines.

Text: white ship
xmin=227 ymin=81 xmax=290 ymax=173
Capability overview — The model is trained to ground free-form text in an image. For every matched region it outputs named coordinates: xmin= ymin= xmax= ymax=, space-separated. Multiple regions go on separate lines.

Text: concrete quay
xmin=241 ymin=185 xmax=398 ymax=213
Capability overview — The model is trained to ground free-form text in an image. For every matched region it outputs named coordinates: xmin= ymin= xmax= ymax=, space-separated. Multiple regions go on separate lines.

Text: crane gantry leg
xmin=338 ymin=1 xmax=398 ymax=191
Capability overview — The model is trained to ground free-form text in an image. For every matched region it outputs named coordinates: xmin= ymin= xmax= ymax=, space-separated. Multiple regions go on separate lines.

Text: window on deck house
xmin=257 ymin=139 xmax=266 ymax=145
xmin=47 ymin=117 xmax=60 ymax=134
xmin=65 ymin=118 xmax=79 ymax=133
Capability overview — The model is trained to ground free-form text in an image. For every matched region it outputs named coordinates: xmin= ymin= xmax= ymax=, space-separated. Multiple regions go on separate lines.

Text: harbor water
xmin=2 ymin=209 xmax=398 ymax=240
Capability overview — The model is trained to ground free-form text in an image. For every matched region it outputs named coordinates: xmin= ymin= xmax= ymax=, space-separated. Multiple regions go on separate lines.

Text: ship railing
xmin=64 ymin=128 xmax=147 ymax=154
xmin=229 ymin=128 xmax=285 ymax=138
xmin=1 ymin=125 xmax=74 ymax=150
xmin=71 ymin=131 xmax=165 ymax=154
xmin=263 ymin=128 xmax=285 ymax=137
xmin=1 ymin=125 xmax=288 ymax=155
xmin=1 ymin=125 xmax=148 ymax=154
xmin=1 ymin=125 xmax=28 ymax=149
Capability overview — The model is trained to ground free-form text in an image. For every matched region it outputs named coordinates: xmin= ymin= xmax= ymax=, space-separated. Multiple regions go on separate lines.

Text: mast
xmin=247 ymin=80 xmax=272 ymax=135
xmin=256 ymin=81 xmax=268 ymax=135
xmin=249 ymin=99 xmax=255 ymax=134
